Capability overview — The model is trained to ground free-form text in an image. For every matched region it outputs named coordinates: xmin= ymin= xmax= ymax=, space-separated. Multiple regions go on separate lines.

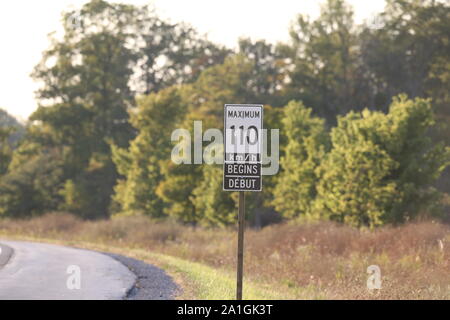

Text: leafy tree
xmin=3 ymin=0 xmax=449 ymax=227
xmin=282 ymin=0 xmax=371 ymax=121
xmin=315 ymin=113 xmax=398 ymax=227
xmin=0 ymin=109 xmax=24 ymax=146
xmin=192 ymin=164 xmax=236 ymax=226
xmin=250 ymin=105 xmax=285 ymax=227
xmin=17 ymin=0 xmax=228 ymax=219
xmin=157 ymin=160 xmax=203 ymax=223
xmin=0 ymin=127 xmax=13 ymax=175
xmin=360 ymin=0 xmax=450 ymax=196
xmin=133 ymin=8 xmax=230 ymax=94
xmin=26 ymin=0 xmax=139 ymax=218
xmin=159 ymin=56 xmax=320 ymax=226
xmin=0 ymin=153 xmax=65 ymax=218
xmin=157 ymin=55 xmax=256 ymax=224
xmin=360 ymin=0 xmax=450 ymax=108
xmin=238 ymin=38 xmax=288 ymax=107
xmin=315 ymin=95 xmax=450 ymax=227
xmin=112 ymin=86 xmax=187 ymax=216
xmin=162 ymin=55 xmax=292 ymax=226
xmin=272 ymin=101 xmax=329 ymax=219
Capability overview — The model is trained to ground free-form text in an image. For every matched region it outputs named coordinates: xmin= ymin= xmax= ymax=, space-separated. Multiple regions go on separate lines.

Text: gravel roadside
xmin=105 ymin=252 xmax=179 ymax=300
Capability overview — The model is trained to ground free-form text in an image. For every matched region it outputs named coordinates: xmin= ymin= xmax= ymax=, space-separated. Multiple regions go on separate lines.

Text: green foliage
xmin=0 ymin=109 xmax=24 ymax=146
xmin=157 ymin=161 xmax=203 ymax=223
xmin=360 ymin=0 xmax=450 ymax=106
xmin=0 ymin=110 xmax=23 ymax=176
xmin=238 ymin=38 xmax=288 ymax=107
xmin=272 ymin=101 xmax=329 ymax=219
xmin=359 ymin=0 xmax=450 ymax=195
xmin=112 ymin=87 xmax=187 ymax=216
xmin=25 ymin=0 xmax=139 ymax=218
xmin=3 ymin=0 xmax=227 ymax=219
xmin=62 ymin=154 xmax=118 ymax=219
xmin=2 ymin=0 xmax=449 ymax=228
xmin=192 ymin=164 xmax=236 ymax=227
xmin=0 ymin=154 xmax=65 ymax=218
xmin=185 ymin=54 xmax=257 ymax=120
xmin=256 ymin=105 xmax=285 ymax=213
xmin=0 ymin=127 xmax=13 ymax=175
xmin=156 ymin=55 xmax=255 ymax=223
xmin=315 ymin=115 xmax=398 ymax=227
xmin=315 ymin=95 xmax=450 ymax=227
xmin=272 ymin=95 xmax=449 ymax=228
xmin=282 ymin=0 xmax=370 ymax=121
xmin=128 ymin=2 xmax=230 ymax=94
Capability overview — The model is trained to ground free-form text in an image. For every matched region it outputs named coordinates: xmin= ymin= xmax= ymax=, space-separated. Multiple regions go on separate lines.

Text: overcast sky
xmin=0 ymin=0 xmax=386 ymax=120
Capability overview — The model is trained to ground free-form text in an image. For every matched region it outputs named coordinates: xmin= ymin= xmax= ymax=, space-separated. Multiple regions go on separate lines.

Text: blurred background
xmin=0 ymin=0 xmax=449 ymax=299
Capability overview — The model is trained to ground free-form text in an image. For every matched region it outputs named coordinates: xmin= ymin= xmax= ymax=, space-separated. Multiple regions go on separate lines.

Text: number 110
xmin=230 ymin=125 xmax=258 ymax=145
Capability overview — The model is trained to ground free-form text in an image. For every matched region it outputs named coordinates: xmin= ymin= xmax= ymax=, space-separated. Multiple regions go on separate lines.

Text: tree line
xmin=0 ymin=0 xmax=449 ymax=227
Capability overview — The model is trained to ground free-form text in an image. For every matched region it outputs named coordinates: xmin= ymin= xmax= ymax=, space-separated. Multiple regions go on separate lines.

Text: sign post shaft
xmin=236 ymin=191 xmax=245 ymax=300
xmin=224 ymin=104 xmax=262 ymax=300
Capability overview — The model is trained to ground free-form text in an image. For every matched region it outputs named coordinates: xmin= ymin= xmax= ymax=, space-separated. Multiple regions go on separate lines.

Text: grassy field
xmin=0 ymin=213 xmax=449 ymax=299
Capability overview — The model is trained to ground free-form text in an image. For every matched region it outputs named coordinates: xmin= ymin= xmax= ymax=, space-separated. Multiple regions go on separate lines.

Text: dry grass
xmin=0 ymin=212 xmax=449 ymax=299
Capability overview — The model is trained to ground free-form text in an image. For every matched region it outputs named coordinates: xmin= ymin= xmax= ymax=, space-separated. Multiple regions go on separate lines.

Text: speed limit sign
xmin=223 ymin=104 xmax=263 ymax=192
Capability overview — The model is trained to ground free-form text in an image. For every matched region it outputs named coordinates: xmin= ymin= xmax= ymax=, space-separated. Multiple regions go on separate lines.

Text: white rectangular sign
xmin=223 ymin=104 xmax=263 ymax=192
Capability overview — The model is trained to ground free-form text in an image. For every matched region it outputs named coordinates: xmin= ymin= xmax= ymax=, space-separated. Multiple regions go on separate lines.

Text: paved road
xmin=0 ymin=243 xmax=13 ymax=268
xmin=0 ymin=240 xmax=136 ymax=300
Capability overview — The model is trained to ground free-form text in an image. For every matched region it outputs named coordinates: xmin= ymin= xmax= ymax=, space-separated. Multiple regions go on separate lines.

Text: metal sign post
xmin=223 ymin=104 xmax=263 ymax=300
xmin=236 ymin=191 xmax=245 ymax=300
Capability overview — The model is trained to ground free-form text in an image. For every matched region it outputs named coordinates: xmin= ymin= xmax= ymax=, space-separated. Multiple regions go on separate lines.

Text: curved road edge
xmin=0 ymin=243 xmax=13 ymax=268
xmin=0 ymin=240 xmax=179 ymax=300
xmin=104 ymin=252 xmax=179 ymax=300
xmin=0 ymin=240 xmax=136 ymax=300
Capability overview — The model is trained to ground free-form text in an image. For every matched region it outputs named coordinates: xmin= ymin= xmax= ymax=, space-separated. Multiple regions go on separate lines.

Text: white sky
xmin=0 ymin=0 xmax=386 ymax=120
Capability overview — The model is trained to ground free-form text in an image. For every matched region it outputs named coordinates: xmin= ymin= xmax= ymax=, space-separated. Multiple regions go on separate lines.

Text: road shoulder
xmin=105 ymin=252 xmax=179 ymax=300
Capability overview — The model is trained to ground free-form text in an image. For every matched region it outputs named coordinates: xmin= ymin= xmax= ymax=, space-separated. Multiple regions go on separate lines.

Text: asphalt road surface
xmin=0 ymin=240 xmax=151 ymax=300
